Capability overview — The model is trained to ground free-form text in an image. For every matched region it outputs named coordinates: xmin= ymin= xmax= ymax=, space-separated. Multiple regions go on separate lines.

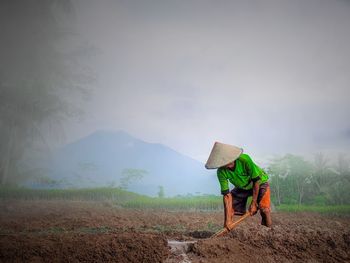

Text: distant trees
xmin=119 ymin=169 xmax=147 ymax=190
xmin=0 ymin=0 xmax=93 ymax=185
xmin=158 ymin=186 xmax=165 ymax=198
xmin=268 ymin=156 xmax=289 ymax=206
xmin=267 ymin=153 xmax=350 ymax=206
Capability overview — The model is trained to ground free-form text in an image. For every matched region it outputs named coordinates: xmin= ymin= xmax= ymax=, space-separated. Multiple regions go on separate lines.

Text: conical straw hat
xmin=205 ymin=142 xmax=243 ymax=169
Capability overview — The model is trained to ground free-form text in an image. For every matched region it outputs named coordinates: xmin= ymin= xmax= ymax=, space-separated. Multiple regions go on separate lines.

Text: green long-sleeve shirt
xmin=217 ymin=153 xmax=269 ymax=194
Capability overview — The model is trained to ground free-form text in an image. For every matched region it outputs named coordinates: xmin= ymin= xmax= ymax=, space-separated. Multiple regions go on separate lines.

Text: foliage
xmin=157 ymin=186 xmax=165 ymax=198
xmin=119 ymin=169 xmax=147 ymax=190
xmin=0 ymin=186 xmax=222 ymax=210
xmin=276 ymin=204 xmax=350 ymax=215
xmin=0 ymin=0 xmax=93 ymax=185
xmin=0 ymin=187 xmax=141 ymax=203
xmin=1 ymin=187 xmax=349 ymax=214
xmin=268 ymin=153 xmax=350 ymax=206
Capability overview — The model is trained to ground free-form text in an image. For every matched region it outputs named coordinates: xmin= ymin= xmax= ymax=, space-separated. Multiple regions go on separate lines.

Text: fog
xmin=1 ymin=0 xmax=350 ymax=189
xmin=70 ymin=0 xmax=350 ymax=162
xmin=1 ymin=4 xmax=350 ymax=261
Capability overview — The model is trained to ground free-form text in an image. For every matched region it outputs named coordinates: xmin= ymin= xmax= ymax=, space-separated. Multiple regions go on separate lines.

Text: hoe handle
xmin=211 ymin=212 xmax=250 ymax=238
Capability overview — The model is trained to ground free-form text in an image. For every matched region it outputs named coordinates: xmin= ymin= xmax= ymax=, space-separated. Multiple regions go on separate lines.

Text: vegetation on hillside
xmin=268 ymin=153 xmax=350 ymax=206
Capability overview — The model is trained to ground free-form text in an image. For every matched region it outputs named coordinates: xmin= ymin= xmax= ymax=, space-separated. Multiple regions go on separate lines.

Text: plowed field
xmin=0 ymin=201 xmax=349 ymax=262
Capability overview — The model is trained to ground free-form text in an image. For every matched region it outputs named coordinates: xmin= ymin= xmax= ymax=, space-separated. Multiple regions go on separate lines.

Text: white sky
xmin=64 ymin=0 xmax=350 ymax=163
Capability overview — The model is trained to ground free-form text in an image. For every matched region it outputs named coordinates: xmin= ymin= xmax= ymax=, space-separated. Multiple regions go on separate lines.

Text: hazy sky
xmin=65 ymin=0 xmax=350 ymax=162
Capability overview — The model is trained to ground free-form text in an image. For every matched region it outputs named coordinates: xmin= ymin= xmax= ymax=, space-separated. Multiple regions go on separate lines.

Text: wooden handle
xmin=211 ymin=212 xmax=250 ymax=238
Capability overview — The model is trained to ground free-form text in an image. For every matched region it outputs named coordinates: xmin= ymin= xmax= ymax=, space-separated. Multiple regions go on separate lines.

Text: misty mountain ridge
xmin=47 ymin=130 xmax=217 ymax=196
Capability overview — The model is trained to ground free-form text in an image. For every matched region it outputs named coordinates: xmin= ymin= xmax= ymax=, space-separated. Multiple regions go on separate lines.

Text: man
xmin=205 ymin=142 xmax=272 ymax=230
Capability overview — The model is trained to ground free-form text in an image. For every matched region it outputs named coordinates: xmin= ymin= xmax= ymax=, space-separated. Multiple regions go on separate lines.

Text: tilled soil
xmin=0 ymin=201 xmax=349 ymax=262
xmin=0 ymin=232 xmax=168 ymax=263
xmin=191 ymin=221 xmax=350 ymax=263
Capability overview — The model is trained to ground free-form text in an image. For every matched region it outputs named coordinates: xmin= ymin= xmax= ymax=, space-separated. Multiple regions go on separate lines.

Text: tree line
xmin=267 ymin=153 xmax=350 ymax=206
xmin=0 ymin=0 xmax=92 ymax=185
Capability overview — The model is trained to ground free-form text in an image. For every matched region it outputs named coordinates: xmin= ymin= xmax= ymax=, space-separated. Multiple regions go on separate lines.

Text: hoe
xmin=167 ymin=212 xmax=250 ymax=259
xmin=211 ymin=212 xmax=250 ymax=238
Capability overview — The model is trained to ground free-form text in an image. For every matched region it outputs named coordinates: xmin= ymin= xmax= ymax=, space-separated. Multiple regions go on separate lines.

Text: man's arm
xmin=249 ymin=180 xmax=259 ymax=215
xmin=223 ymin=193 xmax=234 ymax=229
xmin=217 ymin=169 xmax=235 ymax=229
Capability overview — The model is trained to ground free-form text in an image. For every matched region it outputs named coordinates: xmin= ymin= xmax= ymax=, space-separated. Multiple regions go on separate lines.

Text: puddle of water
xmin=168 ymin=240 xmax=197 ymax=253
xmin=166 ymin=231 xmax=215 ymax=263
xmin=166 ymin=240 xmax=197 ymax=263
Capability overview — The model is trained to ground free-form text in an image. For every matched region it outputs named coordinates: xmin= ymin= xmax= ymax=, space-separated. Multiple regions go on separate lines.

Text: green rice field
xmin=1 ymin=187 xmax=349 ymax=214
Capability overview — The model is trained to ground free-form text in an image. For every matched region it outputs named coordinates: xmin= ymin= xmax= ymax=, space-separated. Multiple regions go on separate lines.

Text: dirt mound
xmin=0 ymin=201 xmax=349 ymax=263
xmin=0 ymin=232 xmax=168 ymax=263
xmin=187 ymin=230 xmax=214 ymax=239
xmin=191 ymin=238 xmax=260 ymax=263
xmin=189 ymin=220 xmax=350 ymax=262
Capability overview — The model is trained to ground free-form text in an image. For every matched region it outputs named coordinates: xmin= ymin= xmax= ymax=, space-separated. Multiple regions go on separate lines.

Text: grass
xmin=122 ymin=195 xmax=222 ymax=210
xmin=275 ymin=204 xmax=350 ymax=215
xmin=1 ymin=187 xmax=349 ymax=214
xmin=0 ymin=186 xmax=223 ymax=210
xmin=0 ymin=186 xmax=142 ymax=203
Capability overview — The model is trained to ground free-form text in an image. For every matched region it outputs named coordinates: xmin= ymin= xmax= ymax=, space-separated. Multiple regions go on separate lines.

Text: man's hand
xmin=250 ymin=181 xmax=260 ymax=216
xmin=249 ymin=201 xmax=258 ymax=216
xmin=225 ymin=221 xmax=235 ymax=231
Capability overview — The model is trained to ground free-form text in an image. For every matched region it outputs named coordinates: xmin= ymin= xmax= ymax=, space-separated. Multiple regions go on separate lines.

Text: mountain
xmin=47 ymin=130 xmax=218 ymax=196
